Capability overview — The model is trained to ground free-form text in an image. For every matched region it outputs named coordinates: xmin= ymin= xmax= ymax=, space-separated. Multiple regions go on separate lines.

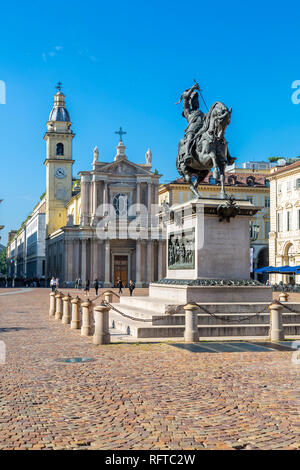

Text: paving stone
xmin=0 ymin=287 xmax=299 ymax=450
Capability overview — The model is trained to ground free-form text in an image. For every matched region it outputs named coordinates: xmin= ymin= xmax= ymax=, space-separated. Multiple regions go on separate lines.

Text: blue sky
xmin=1 ymin=0 xmax=300 ymax=243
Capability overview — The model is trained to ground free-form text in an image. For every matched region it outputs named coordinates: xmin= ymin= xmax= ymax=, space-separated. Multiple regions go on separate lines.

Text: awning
xmin=254 ymin=265 xmax=300 ymax=274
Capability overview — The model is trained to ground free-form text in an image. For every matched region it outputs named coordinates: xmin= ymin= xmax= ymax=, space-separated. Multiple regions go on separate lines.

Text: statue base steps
xmin=149 ymin=283 xmax=272 ymax=303
xmin=108 ymin=296 xmax=300 ymax=340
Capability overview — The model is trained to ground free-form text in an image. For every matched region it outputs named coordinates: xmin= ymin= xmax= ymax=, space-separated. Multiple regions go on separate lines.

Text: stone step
xmin=152 ymin=313 xmax=300 ymax=326
xmin=109 ymin=310 xmax=300 ymax=339
xmin=110 ymin=303 xmax=300 ymax=326
xmin=118 ymin=298 xmax=300 ymax=315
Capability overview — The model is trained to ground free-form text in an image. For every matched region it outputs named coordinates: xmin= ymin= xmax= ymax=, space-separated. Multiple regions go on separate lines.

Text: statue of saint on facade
xmin=145 ymin=148 xmax=152 ymax=165
xmin=93 ymin=146 xmax=99 ymax=163
xmin=176 ymin=81 xmax=236 ymax=199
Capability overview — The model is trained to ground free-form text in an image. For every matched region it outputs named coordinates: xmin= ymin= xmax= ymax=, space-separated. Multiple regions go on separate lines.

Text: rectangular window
xmin=265 ymin=197 xmax=270 ymax=208
xmin=287 ymin=181 xmax=291 ymax=192
xmin=278 ymin=184 xmax=282 ymax=193
xmin=296 ymin=178 xmax=300 ymax=189
xmin=287 ymin=211 xmax=291 ymax=231
xmin=248 ymin=197 xmax=253 ymax=204
xmin=265 ymin=222 xmax=270 ymax=237
xmin=277 ymin=213 xmax=282 ymax=232
xmin=179 ymin=192 xmax=184 ymax=204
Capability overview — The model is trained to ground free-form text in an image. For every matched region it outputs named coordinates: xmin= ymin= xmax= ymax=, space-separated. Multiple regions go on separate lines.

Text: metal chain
xmin=272 ymin=300 xmax=300 ymax=314
xmin=104 ymin=301 xmax=154 ymax=322
xmin=194 ymin=303 xmax=270 ymax=323
xmin=54 ymin=291 xmax=300 ymax=323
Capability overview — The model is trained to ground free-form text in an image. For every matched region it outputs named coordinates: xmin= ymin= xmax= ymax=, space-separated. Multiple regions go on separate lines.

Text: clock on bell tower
xmin=44 ymin=83 xmax=75 ymax=236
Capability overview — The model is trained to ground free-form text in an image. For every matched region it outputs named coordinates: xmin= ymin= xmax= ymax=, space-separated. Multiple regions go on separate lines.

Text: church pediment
xmin=98 ymin=159 xmax=154 ymax=177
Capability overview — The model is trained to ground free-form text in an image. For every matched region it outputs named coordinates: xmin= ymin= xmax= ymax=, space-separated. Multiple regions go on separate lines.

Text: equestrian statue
xmin=176 ymin=81 xmax=235 ymax=199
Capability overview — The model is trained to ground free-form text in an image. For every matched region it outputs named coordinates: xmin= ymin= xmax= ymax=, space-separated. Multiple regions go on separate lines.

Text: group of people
xmin=50 ymin=276 xmax=136 ymax=297
xmin=116 ymin=278 xmax=135 ymax=296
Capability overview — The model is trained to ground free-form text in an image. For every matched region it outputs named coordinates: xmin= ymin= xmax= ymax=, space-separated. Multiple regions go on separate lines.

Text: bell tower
xmin=44 ymin=83 xmax=75 ymax=235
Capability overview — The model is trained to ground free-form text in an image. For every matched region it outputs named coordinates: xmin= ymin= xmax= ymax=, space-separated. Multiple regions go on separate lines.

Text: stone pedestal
xmin=81 ymin=301 xmax=93 ymax=336
xmin=269 ymin=301 xmax=284 ymax=341
xmin=55 ymin=293 xmax=63 ymax=320
xmin=166 ymin=198 xmax=255 ymax=280
xmin=93 ymin=305 xmax=110 ymax=345
xmin=49 ymin=292 xmax=56 ymax=318
xmin=184 ymin=304 xmax=199 ymax=342
xmin=71 ymin=297 xmax=81 ymax=329
xmin=62 ymin=295 xmax=72 ymax=324
xmin=151 ymin=198 xmax=272 ymax=303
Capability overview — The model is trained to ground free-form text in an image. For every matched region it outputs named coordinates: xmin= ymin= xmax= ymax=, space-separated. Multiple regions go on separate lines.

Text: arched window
xmin=56 ymin=143 xmax=64 ymax=156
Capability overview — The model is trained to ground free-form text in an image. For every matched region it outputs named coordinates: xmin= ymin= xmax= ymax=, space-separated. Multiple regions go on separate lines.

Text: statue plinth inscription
xmin=168 ymin=229 xmax=195 ymax=270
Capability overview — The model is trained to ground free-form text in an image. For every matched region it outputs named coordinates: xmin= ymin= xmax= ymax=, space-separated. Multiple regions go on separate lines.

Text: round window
xmin=113 ymin=193 xmax=128 ymax=216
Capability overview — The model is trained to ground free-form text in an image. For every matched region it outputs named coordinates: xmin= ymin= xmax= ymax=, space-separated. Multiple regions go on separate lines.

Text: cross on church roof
xmin=115 ymin=126 xmax=127 ymax=143
xmin=56 ymin=81 xmax=62 ymax=92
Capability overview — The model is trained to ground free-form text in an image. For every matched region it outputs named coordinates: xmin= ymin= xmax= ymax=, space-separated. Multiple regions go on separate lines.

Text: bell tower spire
xmin=44 ymin=84 xmax=75 ymax=236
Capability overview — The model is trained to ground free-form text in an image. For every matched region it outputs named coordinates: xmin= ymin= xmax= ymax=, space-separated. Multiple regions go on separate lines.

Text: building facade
xmin=6 ymin=199 xmax=46 ymax=279
xmin=159 ymin=172 xmax=270 ymax=279
xmin=269 ymin=161 xmax=300 ymax=284
xmin=7 ymin=87 xmax=166 ymax=286
xmin=46 ymin=139 xmax=166 ymax=287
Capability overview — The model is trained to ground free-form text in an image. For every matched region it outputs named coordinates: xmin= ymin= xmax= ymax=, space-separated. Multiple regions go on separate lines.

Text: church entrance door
xmin=114 ymin=255 xmax=128 ymax=287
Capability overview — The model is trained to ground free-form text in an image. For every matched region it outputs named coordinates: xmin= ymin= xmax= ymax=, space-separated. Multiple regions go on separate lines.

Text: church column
xmin=147 ymin=240 xmax=154 ymax=284
xmin=81 ymin=239 xmax=87 ymax=281
xmin=104 ymin=239 xmax=110 ymax=287
xmin=81 ymin=176 xmax=89 ymax=226
xmin=64 ymin=239 xmax=69 ymax=282
xmin=73 ymin=239 xmax=79 ymax=279
xmin=148 ymin=183 xmax=152 ymax=222
xmin=136 ymin=239 xmax=142 ymax=287
xmin=157 ymin=240 xmax=163 ymax=281
xmin=136 ymin=182 xmax=141 ymax=215
xmin=91 ymin=176 xmax=98 ymax=225
xmin=92 ymin=239 xmax=99 ymax=281
xmin=103 ymin=181 xmax=108 ymax=216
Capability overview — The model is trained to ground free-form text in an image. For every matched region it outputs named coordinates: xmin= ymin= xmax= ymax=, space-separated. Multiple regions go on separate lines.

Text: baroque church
xmin=7 ymin=87 xmax=166 ymax=286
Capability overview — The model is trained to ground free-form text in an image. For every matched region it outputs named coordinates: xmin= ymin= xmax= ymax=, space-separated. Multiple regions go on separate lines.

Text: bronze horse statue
xmin=176 ymin=83 xmax=235 ymax=199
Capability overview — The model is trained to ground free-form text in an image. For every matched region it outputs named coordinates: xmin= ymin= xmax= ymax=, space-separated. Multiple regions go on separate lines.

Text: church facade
xmin=7 ymin=87 xmax=166 ymax=286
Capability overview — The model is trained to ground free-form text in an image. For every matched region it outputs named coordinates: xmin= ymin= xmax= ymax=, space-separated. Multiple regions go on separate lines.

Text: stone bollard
xmin=279 ymin=292 xmax=288 ymax=302
xmin=62 ymin=295 xmax=72 ymax=324
xmin=93 ymin=303 xmax=111 ymax=345
xmin=268 ymin=301 xmax=285 ymax=341
xmin=55 ymin=293 xmax=63 ymax=320
xmin=104 ymin=291 xmax=113 ymax=304
xmin=81 ymin=300 xmax=93 ymax=336
xmin=183 ymin=303 xmax=199 ymax=343
xmin=49 ymin=292 xmax=56 ymax=318
xmin=71 ymin=297 xmax=81 ymax=329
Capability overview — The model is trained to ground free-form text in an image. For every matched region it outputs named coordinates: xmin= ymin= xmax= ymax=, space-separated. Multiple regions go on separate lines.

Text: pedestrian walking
xmin=93 ymin=279 xmax=99 ymax=296
xmin=129 ymin=280 xmax=135 ymax=297
xmin=117 ymin=278 xmax=123 ymax=294
xmin=84 ymin=280 xmax=90 ymax=297
xmin=50 ymin=277 xmax=56 ymax=292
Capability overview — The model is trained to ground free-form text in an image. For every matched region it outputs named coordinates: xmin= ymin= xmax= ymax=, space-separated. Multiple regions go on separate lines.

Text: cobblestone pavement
xmin=0 ymin=288 xmax=299 ymax=450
